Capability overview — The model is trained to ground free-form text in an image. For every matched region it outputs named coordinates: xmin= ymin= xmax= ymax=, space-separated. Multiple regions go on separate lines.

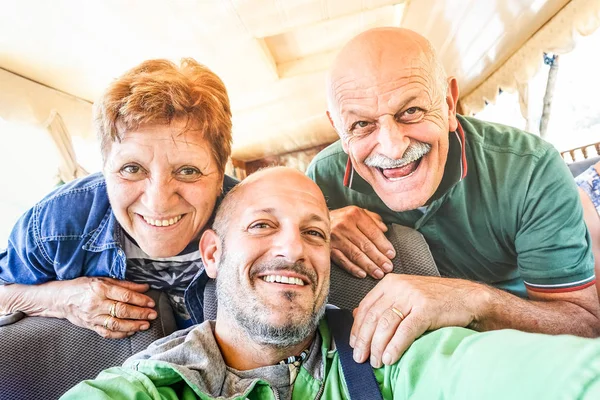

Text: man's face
xmin=103 ymin=119 xmax=222 ymax=258
xmin=210 ymin=171 xmax=331 ymax=347
xmin=330 ymin=56 xmax=458 ymax=211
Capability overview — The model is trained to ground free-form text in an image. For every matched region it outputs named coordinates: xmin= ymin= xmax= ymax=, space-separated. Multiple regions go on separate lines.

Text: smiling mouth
xmin=141 ymin=215 xmax=183 ymax=227
xmin=260 ymin=274 xmax=307 ymax=286
xmin=377 ymin=156 xmax=424 ymax=181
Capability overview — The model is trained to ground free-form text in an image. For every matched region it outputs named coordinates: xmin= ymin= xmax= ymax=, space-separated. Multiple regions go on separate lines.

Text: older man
xmin=306 ymin=27 xmax=600 ymax=368
xmin=62 ymin=167 xmax=600 ymax=399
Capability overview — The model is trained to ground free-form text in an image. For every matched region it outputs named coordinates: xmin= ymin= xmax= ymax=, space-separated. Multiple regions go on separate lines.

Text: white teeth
xmin=261 ymin=275 xmax=305 ymax=286
xmin=143 ymin=215 xmax=182 ymax=227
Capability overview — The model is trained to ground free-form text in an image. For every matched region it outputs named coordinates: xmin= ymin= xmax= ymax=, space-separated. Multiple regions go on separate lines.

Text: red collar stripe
xmin=343 ymin=157 xmax=352 ymax=188
xmin=457 ymin=121 xmax=468 ymax=180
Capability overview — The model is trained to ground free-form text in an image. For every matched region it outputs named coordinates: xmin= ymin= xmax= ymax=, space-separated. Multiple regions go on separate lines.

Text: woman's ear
xmin=200 ymin=229 xmax=222 ymax=279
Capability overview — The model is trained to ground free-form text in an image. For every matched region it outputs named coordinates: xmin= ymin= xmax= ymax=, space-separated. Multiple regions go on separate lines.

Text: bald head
xmin=213 ymin=167 xmax=328 ymax=238
xmin=327 ymin=27 xmax=448 ymax=130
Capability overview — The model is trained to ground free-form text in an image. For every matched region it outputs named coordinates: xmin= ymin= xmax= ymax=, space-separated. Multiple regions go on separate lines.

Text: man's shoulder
xmin=306 ymin=141 xmax=347 ymax=177
xmin=125 ymin=322 xmax=219 ymax=367
xmin=459 ymin=115 xmax=553 ymax=160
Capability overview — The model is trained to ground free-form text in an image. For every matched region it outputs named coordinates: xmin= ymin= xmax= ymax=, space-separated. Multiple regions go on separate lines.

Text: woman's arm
xmin=0 ymin=277 xmax=157 ymax=339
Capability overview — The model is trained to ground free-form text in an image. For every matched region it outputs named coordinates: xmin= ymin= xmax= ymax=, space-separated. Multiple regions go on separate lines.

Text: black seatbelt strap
xmin=326 ymin=308 xmax=384 ymax=400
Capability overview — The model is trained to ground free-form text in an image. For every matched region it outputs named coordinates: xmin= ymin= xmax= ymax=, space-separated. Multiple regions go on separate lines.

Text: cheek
xmin=348 ymin=138 xmax=375 ymax=163
xmin=105 ymin=180 xmax=138 ymax=213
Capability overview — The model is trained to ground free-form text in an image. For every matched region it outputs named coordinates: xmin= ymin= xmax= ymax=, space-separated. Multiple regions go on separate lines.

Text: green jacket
xmin=62 ymin=318 xmax=600 ymax=399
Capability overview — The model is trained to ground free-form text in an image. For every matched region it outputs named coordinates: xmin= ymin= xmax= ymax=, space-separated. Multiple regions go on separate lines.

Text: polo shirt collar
xmin=343 ymin=120 xmax=468 ymax=204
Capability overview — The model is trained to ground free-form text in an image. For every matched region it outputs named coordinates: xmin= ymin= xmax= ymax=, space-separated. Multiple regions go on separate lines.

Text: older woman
xmin=577 ymin=161 xmax=600 ymax=299
xmin=0 ymin=58 xmax=236 ymax=337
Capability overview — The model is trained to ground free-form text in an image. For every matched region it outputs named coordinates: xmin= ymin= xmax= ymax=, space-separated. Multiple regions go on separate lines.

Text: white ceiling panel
xmin=0 ymin=0 xmax=569 ymax=161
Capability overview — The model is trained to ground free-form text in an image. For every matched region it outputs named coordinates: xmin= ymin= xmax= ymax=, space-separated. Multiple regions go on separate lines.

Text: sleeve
xmin=60 ymin=367 xmax=159 ymax=400
xmin=0 ymin=204 xmax=56 ymax=284
xmin=515 ymin=147 xmax=595 ymax=293
xmin=377 ymin=327 xmax=600 ymax=399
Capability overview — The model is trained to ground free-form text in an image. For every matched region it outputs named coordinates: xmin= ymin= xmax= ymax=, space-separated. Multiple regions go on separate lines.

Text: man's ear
xmin=327 ymin=110 xmax=349 ymax=154
xmin=326 ymin=110 xmax=335 ymax=128
xmin=446 ymin=77 xmax=460 ymax=132
xmin=200 ymin=229 xmax=222 ymax=279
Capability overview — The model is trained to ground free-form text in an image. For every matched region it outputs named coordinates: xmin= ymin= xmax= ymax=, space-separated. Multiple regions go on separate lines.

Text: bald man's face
xmin=330 ymin=52 xmax=458 ymax=211
xmin=209 ymin=171 xmax=331 ymax=346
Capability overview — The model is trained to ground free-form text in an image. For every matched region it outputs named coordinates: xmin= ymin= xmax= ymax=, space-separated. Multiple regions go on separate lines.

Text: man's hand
xmin=54 ymin=277 xmax=158 ymax=339
xmin=330 ymin=206 xmax=396 ymax=279
xmin=350 ymin=274 xmax=481 ymax=367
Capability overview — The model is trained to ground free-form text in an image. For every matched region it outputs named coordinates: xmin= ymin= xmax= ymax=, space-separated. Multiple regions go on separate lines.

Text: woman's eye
xmin=121 ymin=164 xmax=141 ymax=174
xmin=177 ymin=167 xmax=202 ymax=176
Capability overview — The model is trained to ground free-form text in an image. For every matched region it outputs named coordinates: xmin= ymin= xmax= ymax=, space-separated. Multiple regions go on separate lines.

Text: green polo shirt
xmin=306 ymin=115 xmax=594 ymax=297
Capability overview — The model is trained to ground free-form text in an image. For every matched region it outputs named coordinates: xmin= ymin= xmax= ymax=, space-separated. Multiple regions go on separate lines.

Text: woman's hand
xmin=1 ymin=277 xmax=158 ymax=339
xmin=55 ymin=277 xmax=158 ymax=338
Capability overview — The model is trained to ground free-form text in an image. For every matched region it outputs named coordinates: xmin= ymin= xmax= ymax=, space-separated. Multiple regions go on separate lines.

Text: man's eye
xmin=352 ymin=121 xmax=370 ymax=130
xmin=399 ymin=107 xmax=424 ymax=122
xmin=249 ymin=222 xmax=271 ymax=230
xmin=304 ymin=230 xmax=325 ymax=239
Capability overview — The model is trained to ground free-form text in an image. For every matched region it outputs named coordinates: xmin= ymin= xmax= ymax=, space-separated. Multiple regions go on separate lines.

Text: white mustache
xmin=364 ymin=142 xmax=431 ymax=169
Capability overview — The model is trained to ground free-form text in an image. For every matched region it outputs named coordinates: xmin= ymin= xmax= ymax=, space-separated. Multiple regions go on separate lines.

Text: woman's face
xmin=103 ymin=119 xmax=223 ymax=258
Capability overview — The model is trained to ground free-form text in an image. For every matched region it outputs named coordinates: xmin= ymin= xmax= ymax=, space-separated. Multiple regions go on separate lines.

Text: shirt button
xmin=117 ymin=250 xmax=123 ymax=256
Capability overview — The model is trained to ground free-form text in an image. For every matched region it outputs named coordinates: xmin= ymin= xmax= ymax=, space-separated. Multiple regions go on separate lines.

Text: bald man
xmin=307 ymin=27 xmax=600 ymax=368
xmin=63 ymin=167 xmax=600 ymax=399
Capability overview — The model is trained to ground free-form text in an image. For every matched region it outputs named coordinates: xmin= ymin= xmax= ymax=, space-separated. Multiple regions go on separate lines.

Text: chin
xmin=139 ymin=242 xmax=186 ymax=258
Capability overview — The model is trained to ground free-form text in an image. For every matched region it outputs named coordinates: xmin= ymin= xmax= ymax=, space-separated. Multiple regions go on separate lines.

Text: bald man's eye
xmin=349 ymin=120 xmax=373 ymax=135
xmin=248 ymin=221 xmax=276 ymax=233
xmin=398 ymin=107 xmax=424 ymax=123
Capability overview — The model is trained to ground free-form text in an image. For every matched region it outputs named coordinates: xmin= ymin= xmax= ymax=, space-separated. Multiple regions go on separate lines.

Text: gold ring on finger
xmin=109 ymin=300 xmax=118 ymax=318
xmin=103 ymin=315 xmax=113 ymax=330
xmin=391 ymin=307 xmax=405 ymax=321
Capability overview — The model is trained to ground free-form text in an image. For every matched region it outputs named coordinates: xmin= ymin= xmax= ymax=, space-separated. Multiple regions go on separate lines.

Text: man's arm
xmin=579 ymin=187 xmax=600 ymax=299
xmin=378 ymin=325 xmax=600 ymax=399
xmin=352 ymin=275 xmax=600 ymax=367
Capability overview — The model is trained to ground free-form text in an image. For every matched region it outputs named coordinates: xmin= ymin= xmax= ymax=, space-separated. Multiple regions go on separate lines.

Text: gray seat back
xmin=202 ymin=224 xmax=439 ymax=319
xmin=0 ymin=289 xmax=177 ymax=400
xmin=568 ymin=156 xmax=600 ymax=177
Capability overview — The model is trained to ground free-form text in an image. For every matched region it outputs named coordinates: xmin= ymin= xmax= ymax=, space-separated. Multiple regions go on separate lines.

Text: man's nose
xmin=377 ymin=116 xmax=410 ymax=159
xmin=272 ymin=227 xmax=305 ymax=264
xmin=143 ymin=174 xmax=178 ymax=213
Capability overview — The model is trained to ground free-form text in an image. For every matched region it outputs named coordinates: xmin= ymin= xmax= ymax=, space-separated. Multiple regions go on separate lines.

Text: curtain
xmin=459 ymin=0 xmax=600 ymax=117
xmin=44 ymin=110 xmax=88 ymax=183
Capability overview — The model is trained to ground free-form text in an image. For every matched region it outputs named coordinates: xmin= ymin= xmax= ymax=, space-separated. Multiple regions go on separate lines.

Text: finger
xmin=381 ymin=314 xmax=428 ymax=366
xmin=102 ymin=278 xmax=151 ymax=292
xmin=356 ymin=219 xmax=396 ymax=264
xmin=350 ymin=286 xmax=386 ymax=347
xmin=351 ymin=295 xmax=392 ymax=363
xmin=109 ymin=300 xmax=157 ymax=320
xmin=363 ymin=210 xmax=388 ymax=232
xmin=342 ymin=236 xmax=387 ymax=279
xmin=369 ymin=307 xmax=406 ymax=368
xmin=104 ymin=285 xmax=155 ymax=308
xmin=97 ymin=315 xmax=151 ymax=333
xmin=331 ymin=248 xmax=367 ymax=278
xmin=93 ymin=324 xmax=137 ymax=340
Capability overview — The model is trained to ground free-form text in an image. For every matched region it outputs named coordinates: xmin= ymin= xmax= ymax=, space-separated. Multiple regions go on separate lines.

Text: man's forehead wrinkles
xmin=338 ymin=80 xmax=433 ymax=116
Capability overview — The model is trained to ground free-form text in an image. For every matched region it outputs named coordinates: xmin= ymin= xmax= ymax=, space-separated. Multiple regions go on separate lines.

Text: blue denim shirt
xmin=0 ymin=172 xmax=238 ymax=324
